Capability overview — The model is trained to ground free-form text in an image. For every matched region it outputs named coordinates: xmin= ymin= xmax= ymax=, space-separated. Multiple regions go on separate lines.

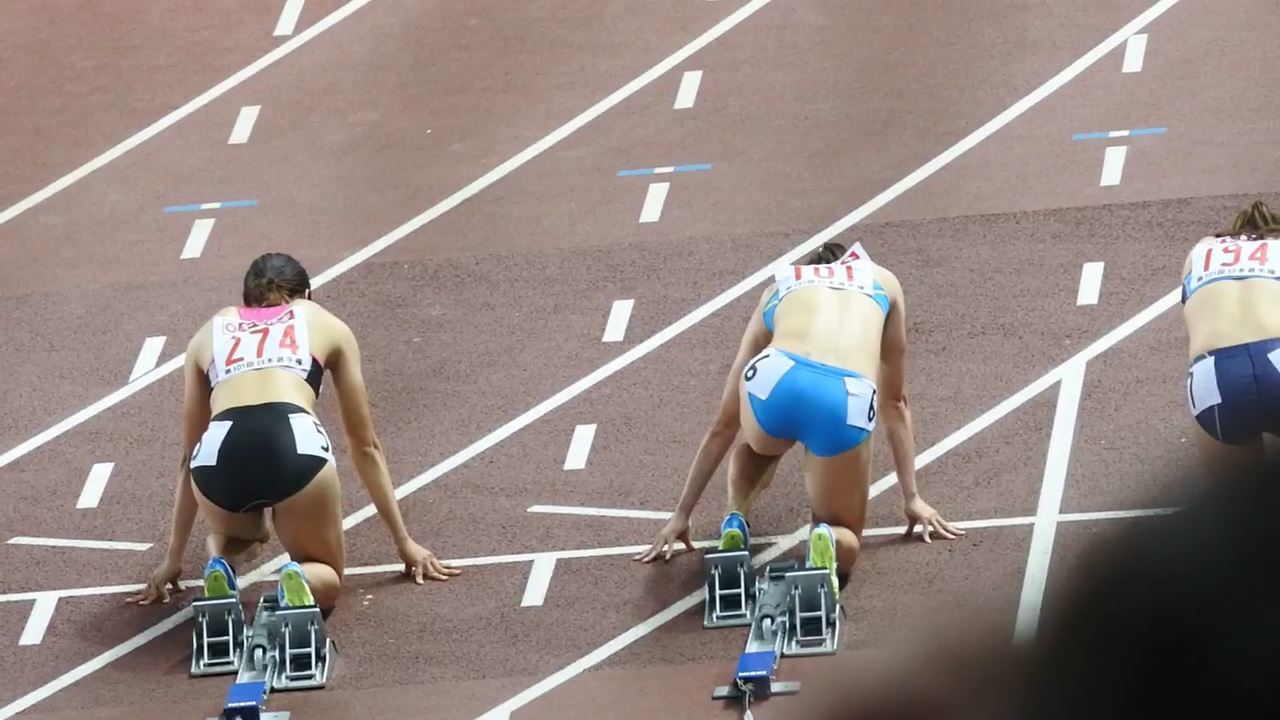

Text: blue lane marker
xmin=164 ymin=199 xmax=258 ymax=213
xmin=1072 ymin=126 xmax=1166 ymax=141
xmin=617 ymin=163 xmax=712 ymax=177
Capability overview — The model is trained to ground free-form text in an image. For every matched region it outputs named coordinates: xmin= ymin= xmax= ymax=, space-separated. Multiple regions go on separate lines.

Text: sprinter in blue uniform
xmin=1182 ymin=200 xmax=1280 ymax=472
xmin=635 ymin=241 xmax=962 ymax=599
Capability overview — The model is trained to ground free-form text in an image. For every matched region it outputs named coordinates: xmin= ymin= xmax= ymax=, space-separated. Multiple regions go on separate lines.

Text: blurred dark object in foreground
xmin=809 ymin=456 xmax=1280 ymax=720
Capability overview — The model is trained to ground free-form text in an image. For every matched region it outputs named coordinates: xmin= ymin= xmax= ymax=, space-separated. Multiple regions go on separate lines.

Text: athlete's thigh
xmin=737 ymin=381 xmax=797 ymax=457
xmin=269 ymin=462 xmax=346 ymax=576
xmin=192 ymin=479 xmax=269 ymax=541
xmin=1193 ymin=423 xmax=1264 ymax=477
xmin=802 ymin=440 xmax=874 ymax=537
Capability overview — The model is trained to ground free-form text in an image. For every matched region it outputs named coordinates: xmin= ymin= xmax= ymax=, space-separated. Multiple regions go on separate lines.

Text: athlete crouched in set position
xmin=128 ymin=253 xmax=459 ymax=611
xmin=1182 ymin=200 xmax=1280 ymax=473
xmin=635 ymin=241 xmax=962 ymax=599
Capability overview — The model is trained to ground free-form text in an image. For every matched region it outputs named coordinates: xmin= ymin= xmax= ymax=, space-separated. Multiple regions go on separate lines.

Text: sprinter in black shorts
xmin=127 ymin=253 xmax=459 ymax=610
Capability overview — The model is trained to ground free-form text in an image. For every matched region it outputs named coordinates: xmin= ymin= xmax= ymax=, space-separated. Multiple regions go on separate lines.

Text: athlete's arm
xmin=636 ymin=287 xmax=773 ymax=563
xmin=878 ymin=276 xmax=963 ymax=543
xmin=325 ymin=311 xmax=459 ymax=582
xmin=129 ymin=325 xmax=211 ymax=604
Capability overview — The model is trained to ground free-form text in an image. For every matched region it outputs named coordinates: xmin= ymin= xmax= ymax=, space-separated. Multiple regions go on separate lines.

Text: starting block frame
xmin=782 ymin=568 xmax=840 ymax=657
xmin=703 ymin=549 xmax=756 ymax=628
xmin=191 ymin=592 xmax=334 ymax=720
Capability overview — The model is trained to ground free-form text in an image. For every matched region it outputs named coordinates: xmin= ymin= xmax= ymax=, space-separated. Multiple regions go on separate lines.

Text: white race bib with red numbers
xmin=773 ymin=260 xmax=876 ymax=300
xmin=1185 ymin=238 xmax=1280 ymax=295
xmin=210 ymin=307 xmax=312 ymax=384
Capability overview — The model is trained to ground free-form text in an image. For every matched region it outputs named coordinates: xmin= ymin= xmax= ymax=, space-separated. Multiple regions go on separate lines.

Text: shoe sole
xmin=279 ymin=567 xmax=315 ymax=608
xmin=807 ymin=527 xmax=839 ymax=599
xmin=719 ymin=528 xmax=746 ymax=551
xmin=203 ymin=569 xmax=233 ymax=599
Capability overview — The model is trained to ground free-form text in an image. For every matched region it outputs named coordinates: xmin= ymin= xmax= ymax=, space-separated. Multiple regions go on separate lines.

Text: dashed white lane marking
xmin=1122 ymin=33 xmax=1148 ymax=72
xmin=1076 ymin=262 xmax=1105 ymax=305
xmin=18 ymin=595 xmax=57 ymax=646
xmin=673 ymin=70 xmax=703 ymax=109
xmin=563 ymin=424 xmax=597 ymax=470
xmin=520 ymin=556 xmax=557 ymax=607
xmin=128 ymin=336 xmax=167 ymax=382
xmin=601 ymin=299 xmax=635 ymax=343
xmin=638 ymin=182 xmax=670 ymax=223
xmin=1099 ymin=145 xmax=1127 ymax=186
xmin=6 ymin=537 xmax=152 ymax=552
xmin=180 ymin=218 xmax=215 ymax=260
xmin=75 ymin=462 xmax=115 ymax=510
xmin=273 ymin=0 xmax=306 ymax=37
xmin=227 ymin=105 xmax=261 ymax=144
xmin=1014 ymin=359 xmax=1087 ymax=643
xmin=527 ymin=505 xmax=672 ymax=520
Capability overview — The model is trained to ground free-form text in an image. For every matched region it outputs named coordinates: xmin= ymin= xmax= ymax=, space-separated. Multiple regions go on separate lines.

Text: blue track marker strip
xmin=1072 ymin=126 xmax=1166 ymax=141
xmin=164 ymin=199 xmax=258 ymax=213
xmin=617 ymin=163 xmax=712 ymax=177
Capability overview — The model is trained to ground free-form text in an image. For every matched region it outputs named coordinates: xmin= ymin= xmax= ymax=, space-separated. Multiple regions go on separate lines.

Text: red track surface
xmin=1 ymin=1 xmax=1276 ymax=718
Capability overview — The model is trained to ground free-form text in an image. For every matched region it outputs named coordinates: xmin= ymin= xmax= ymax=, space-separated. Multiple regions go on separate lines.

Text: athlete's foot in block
xmin=203 ymin=556 xmax=239 ymax=599
xmin=806 ymin=524 xmax=839 ymax=602
xmin=278 ymin=562 xmax=317 ymax=608
xmin=718 ymin=511 xmax=750 ymax=551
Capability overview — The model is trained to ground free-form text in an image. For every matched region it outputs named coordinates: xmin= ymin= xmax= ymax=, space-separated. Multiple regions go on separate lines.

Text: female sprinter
xmin=1182 ymin=200 xmax=1280 ymax=472
xmin=127 ymin=253 xmax=459 ymax=610
xmin=635 ymin=241 xmax=962 ymax=600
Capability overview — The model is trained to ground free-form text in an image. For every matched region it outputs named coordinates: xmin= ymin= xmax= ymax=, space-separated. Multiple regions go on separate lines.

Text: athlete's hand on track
xmin=126 ymin=560 xmax=184 ymax=605
xmin=634 ymin=514 xmax=696 ymax=563
xmin=397 ymin=539 xmax=461 ymax=584
xmin=903 ymin=496 xmax=965 ymax=544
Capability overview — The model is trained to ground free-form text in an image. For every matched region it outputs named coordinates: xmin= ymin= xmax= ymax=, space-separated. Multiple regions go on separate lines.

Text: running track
xmin=0 ymin=1 xmax=1276 ymax=718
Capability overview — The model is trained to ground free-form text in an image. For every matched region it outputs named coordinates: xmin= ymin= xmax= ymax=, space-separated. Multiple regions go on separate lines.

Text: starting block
xmin=712 ymin=562 xmax=803 ymax=718
xmin=782 ymin=568 xmax=840 ymax=657
xmin=193 ymin=592 xmax=334 ymax=720
xmin=703 ymin=549 xmax=756 ymax=628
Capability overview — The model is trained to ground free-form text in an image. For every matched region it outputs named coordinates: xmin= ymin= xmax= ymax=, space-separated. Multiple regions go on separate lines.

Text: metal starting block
xmin=782 ymin=567 xmax=840 ymax=657
xmin=703 ymin=549 xmax=756 ymax=628
xmin=194 ymin=593 xmax=334 ymax=720
xmin=712 ymin=562 xmax=803 ymax=718
xmin=191 ymin=595 xmax=247 ymax=677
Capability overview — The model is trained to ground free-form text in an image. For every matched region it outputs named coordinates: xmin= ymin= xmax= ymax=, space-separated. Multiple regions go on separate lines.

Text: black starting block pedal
xmin=703 ymin=549 xmax=756 ymax=628
xmin=191 ymin=595 xmax=247 ymax=677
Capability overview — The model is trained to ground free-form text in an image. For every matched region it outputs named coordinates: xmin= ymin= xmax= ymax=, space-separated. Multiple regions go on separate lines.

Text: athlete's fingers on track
xmin=427 ymin=558 xmax=461 ymax=580
xmin=633 ymin=538 xmax=665 ymax=563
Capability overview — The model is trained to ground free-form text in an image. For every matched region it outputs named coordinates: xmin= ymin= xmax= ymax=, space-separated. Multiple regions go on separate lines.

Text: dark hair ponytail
xmin=243 ymin=252 xmax=311 ymax=307
xmin=800 ymin=241 xmax=848 ymax=265
xmin=1219 ymin=200 xmax=1280 ymax=240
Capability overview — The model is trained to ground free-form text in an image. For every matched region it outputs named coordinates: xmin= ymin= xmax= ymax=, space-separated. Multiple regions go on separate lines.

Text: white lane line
xmin=180 ymin=217 xmax=215 ymax=260
xmin=75 ymin=462 xmax=115 ymax=510
xmin=0 ymin=0 xmax=781 ymax=471
xmin=638 ymin=182 xmax=670 ymax=223
xmin=673 ymin=70 xmax=703 ymax=109
xmin=601 ymin=299 xmax=635 ymax=343
xmin=1014 ymin=359 xmax=1087 ymax=644
xmin=0 ymin=511 xmax=1184 ymax=605
xmin=127 ymin=336 xmax=167 ymax=382
xmin=1122 ymin=33 xmax=1149 ymax=72
xmin=18 ymin=595 xmax=57 ymax=646
xmin=227 ymin=105 xmax=262 ymax=144
xmin=520 ymin=557 xmax=557 ymax=607
xmin=1076 ymin=261 xmax=1105 ymax=305
xmin=6 ymin=537 xmax=152 ymax=552
xmin=0 ymin=0 xmax=374 ymax=229
xmin=0 ymin=0 xmax=1185 ymax=712
xmin=273 ymin=0 xmax=306 ymax=37
xmin=528 ymin=505 xmax=672 ymax=520
xmin=1099 ymin=145 xmax=1128 ymax=187
xmin=563 ymin=424 xmax=597 ymax=471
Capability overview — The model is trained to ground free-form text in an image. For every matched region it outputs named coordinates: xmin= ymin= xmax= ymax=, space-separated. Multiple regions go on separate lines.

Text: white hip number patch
xmin=743 ymin=350 xmax=796 ymax=400
xmin=1186 ymin=355 xmax=1222 ymax=416
xmin=844 ymin=375 xmax=878 ymax=432
xmin=289 ymin=413 xmax=335 ymax=463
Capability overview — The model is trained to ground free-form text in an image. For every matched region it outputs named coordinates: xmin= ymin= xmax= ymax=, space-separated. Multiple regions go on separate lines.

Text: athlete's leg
xmin=802 ymin=439 xmax=874 ymax=593
xmin=1193 ymin=425 xmax=1265 ymax=477
xmin=191 ymin=480 xmax=270 ymax=568
xmin=726 ymin=441 xmax=783 ymax=517
xmin=269 ymin=462 xmax=346 ymax=611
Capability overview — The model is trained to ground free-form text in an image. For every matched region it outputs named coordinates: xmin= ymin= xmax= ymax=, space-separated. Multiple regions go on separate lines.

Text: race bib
xmin=210 ymin=308 xmax=311 ymax=383
xmin=190 ymin=420 xmax=233 ymax=469
xmin=1185 ymin=239 xmax=1279 ymax=295
xmin=773 ymin=260 xmax=876 ymax=299
xmin=1186 ymin=356 xmax=1221 ymax=416
xmin=743 ymin=350 xmax=795 ymax=400
xmin=289 ymin=413 xmax=334 ymax=462
xmin=844 ymin=376 xmax=878 ymax=432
